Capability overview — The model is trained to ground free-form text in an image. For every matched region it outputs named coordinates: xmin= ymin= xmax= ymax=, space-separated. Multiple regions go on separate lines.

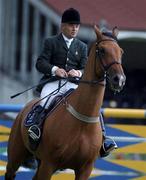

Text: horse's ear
xmin=112 ymin=26 xmax=119 ymax=38
xmin=94 ymin=25 xmax=102 ymax=39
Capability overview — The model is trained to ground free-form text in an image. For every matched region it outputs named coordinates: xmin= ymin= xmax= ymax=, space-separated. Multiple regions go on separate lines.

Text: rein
xmin=62 ymin=76 xmax=106 ymax=86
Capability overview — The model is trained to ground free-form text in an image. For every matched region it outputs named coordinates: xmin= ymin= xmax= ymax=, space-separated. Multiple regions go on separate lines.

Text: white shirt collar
xmin=62 ymin=33 xmax=73 ymax=44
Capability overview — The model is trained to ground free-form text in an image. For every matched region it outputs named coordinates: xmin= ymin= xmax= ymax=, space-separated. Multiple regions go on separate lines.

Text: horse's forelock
xmin=102 ymin=32 xmax=118 ymax=41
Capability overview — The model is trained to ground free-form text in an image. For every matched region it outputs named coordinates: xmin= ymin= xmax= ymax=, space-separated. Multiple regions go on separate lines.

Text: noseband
xmin=96 ymin=39 xmax=121 ymax=72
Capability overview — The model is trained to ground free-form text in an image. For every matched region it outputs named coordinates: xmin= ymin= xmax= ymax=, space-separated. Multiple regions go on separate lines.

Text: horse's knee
xmin=5 ymin=171 xmax=16 ymax=180
xmin=75 ymin=163 xmax=93 ymax=180
xmin=33 ymin=161 xmax=55 ymax=180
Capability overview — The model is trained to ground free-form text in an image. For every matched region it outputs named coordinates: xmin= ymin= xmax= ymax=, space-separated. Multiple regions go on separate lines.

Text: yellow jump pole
xmin=103 ymin=108 xmax=146 ymax=119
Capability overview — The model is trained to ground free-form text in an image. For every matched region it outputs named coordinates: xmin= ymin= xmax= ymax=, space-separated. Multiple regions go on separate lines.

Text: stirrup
xmin=100 ymin=137 xmax=118 ymax=158
xmin=28 ymin=125 xmax=41 ymax=141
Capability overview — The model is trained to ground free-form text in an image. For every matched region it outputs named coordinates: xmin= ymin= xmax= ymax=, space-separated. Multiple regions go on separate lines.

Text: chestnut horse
xmin=5 ymin=26 xmax=126 ymax=180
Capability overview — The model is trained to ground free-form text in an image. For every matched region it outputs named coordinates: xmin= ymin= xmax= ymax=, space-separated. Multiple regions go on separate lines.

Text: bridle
xmin=96 ymin=39 xmax=122 ymax=72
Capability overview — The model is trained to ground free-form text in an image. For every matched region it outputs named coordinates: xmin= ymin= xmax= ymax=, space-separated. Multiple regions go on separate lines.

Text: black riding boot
xmin=25 ymin=105 xmax=47 ymax=150
xmin=99 ymin=113 xmax=118 ymax=157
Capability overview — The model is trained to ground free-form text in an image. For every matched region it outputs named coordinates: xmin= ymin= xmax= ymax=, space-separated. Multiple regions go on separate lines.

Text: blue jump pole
xmin=0 ymin=104 xmax=24 ymax=112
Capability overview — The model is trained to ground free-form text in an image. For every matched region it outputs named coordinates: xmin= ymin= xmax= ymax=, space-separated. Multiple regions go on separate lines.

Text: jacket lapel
xmin=70 ymin=39 xmax=79 ymax=57
xmin=57 ymin=33 xmax=68 ymax=50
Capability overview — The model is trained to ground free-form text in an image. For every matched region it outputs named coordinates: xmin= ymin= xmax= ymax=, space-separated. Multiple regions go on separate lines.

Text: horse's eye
xmin=99 ymin=48 xmax=105 ymax=56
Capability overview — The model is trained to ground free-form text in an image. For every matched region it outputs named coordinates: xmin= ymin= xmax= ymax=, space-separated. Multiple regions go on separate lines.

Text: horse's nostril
xmin=113 ymin=76 xmax=119 ymax=83
xmin=112 ymin=74 xmax=126 ymax=87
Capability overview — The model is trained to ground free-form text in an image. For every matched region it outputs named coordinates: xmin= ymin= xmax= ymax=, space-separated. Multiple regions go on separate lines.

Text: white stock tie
xmin=65 ymin=40 xmax=71 ymax=48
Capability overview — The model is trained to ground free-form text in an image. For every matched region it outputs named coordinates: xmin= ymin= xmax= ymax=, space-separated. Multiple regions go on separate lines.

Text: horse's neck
xmin=70 ymin=47 xmax=105 ymax=117
xmin=72 ymin=84 xmax=105 ymax=116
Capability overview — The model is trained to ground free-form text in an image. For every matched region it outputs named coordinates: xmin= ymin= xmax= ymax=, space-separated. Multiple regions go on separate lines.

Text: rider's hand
xmin=55 ymin=68 xmax=68 ymax=77
xmin=68 ymin=69 xmax=81 ymax=77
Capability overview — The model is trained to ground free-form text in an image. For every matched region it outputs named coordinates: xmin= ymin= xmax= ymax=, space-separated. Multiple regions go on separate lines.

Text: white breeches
xmin=40 ymin=80 xmax=78 ymax=109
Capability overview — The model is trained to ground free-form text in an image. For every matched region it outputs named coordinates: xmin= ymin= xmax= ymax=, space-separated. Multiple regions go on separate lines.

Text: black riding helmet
xmin=61 ymin=8 xmax=81 ymax=24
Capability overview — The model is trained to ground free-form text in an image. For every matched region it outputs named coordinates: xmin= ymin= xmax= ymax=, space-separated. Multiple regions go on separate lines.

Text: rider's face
xmin=61 ymin=23 xmax=80 ymax=39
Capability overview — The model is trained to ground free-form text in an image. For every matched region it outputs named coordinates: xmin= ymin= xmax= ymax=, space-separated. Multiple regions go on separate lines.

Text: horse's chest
xmin=78 ymin=135 xmax=97 ymax=158
xmin=59 ymin=135 xmax=97 ymax=164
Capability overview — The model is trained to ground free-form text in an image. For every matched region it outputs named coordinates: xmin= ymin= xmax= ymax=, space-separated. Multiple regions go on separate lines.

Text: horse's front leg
xmin=74 ymin=162 xmax=94 ymax=180
xmin=32 ymin=160 xmax=55 ymax=180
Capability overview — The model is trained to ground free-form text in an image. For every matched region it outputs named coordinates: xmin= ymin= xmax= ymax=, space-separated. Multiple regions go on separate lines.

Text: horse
xmin=5 ymin=25 xmax=126 ymax=180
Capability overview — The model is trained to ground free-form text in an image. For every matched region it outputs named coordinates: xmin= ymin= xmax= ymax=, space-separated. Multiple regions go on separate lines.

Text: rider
xmin=26 ymin=7 xmax=117 ymax=157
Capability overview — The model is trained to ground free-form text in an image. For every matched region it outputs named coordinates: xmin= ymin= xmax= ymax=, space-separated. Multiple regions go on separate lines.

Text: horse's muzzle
xmin=108 ymin=74 xmax=126 ymax=92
